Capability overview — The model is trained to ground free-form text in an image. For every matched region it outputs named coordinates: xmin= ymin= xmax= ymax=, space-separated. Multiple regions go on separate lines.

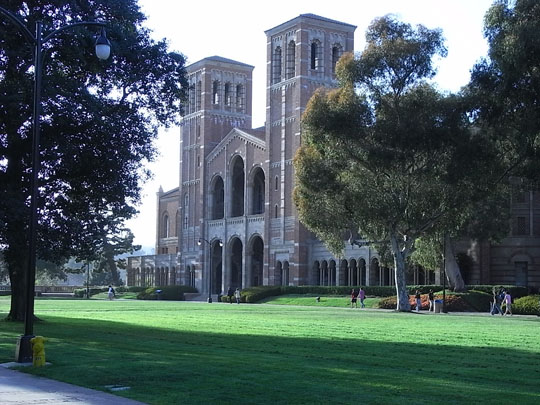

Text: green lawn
xmin=1 ymin=298 xmax=539 ymax=404
xmin=261 ymin=294 xmax=380 ymax=308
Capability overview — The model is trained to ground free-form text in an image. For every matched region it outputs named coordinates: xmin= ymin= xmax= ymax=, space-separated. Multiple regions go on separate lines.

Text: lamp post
xmin=0 ymin=6 xmax=111 ymax=363
xmin=198 ymin=238 xmax=223 ymax=303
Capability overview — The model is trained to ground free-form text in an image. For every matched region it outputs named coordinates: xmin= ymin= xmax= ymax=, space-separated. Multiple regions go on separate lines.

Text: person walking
xmin=415 ymin=290 xmax=422 ymax=312
xmin=428 ymin=289 xmax=434 ymax=312
xmin=350 ymin=289 xmax=358 ymax=308
xmin=107 ymin=285 xmax=115 ymax=300
xmin=359 ymin=287 xmax=366 ymax=308
xmin=227 ymin=287 xmax=234 ymax=303
xmin=502 ymin=290 xmax=512 ymax=315
xmin=234 ymin=287 xmax=241 ymax=304
xmin=491 ymin=287 xmax=503 ymax=315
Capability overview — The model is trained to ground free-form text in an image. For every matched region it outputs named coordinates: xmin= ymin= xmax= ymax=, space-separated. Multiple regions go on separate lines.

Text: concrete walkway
xmin=0 ymin=363 xmax=145 ymax=404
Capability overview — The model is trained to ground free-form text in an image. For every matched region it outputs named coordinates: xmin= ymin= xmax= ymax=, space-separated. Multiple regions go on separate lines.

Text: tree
xmin=0 ymin=1 xmax=187 ymax=320
xmin=90 ymin=229 xmax=140 ymax=286
xmin=468 ymin=0 xmax=540 ymax=183
xmin=294 ymin=16 xmax=499 ymax=311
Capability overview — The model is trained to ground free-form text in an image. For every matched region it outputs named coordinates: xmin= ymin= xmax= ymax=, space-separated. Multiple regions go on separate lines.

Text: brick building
xmin=127 ymin=14 xmax=540 ymax=294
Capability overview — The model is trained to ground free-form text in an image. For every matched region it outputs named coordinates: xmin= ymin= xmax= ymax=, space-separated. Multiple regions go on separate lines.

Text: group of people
xmin=491 ymin=287 xmax=512 ymax=315
xmin=350 ymin=288 xmax=366 ymax=308
xmin=415 ymin=289 xmax=437 ymax=312
xmin=227 ymin=287 xmax=241 ymax=304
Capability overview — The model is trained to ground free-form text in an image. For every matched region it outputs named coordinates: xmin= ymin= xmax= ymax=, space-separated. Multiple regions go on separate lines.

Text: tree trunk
xmin=7 ymin=260 xmax=27 ymax=321
xmin=390 ymin=233 xmax=411 ymax=311
xmin=444 ymin=235 xmax=466 ymax=292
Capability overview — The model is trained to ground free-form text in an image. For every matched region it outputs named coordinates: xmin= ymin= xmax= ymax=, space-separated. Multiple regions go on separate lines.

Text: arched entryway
xmin=229 ymin=237 xmax=243 ymax=289
xmin=370 ymin=258 xmax=380 ymax=286
xmin=210 ymin=240 xmax=223 ymax=294
xmin=248 ymin=235 xmax=264 ymax=286
xmin=329 ymin=260 xmax=336 ymax=286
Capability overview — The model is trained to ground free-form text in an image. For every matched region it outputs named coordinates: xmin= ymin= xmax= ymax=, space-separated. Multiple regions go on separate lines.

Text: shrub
xmin=136 ymin=285 xmax=197 ymax=301
xmin=464 ymin=285 xmax=529 ymax=299
xmin=378 ymin=293 xmax=471 ymax=312
xmin=116 ymin=286 xmax=146 ymax=293
xmin=512 ymin=295 xmax=540 ymax=315
xmin=73 ymin=287 xmax=107 ymax=298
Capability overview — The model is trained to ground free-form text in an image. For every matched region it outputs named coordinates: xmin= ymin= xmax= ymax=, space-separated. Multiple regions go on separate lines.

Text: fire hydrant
xmin=30 ymin=336 xmax=46 ymax=367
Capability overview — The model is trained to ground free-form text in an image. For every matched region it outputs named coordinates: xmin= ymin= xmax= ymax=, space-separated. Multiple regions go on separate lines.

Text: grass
xmin=261 ymin=294 xmax=381 ymax=308
xmin=0 ymin=298 xmax=539 ymax=404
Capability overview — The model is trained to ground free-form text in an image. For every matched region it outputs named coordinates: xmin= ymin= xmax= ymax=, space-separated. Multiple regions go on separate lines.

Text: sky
xmin=126 ymin=0 xmax=496 ymax=251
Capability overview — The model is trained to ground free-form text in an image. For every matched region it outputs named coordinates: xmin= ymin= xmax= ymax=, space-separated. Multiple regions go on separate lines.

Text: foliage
xmin=0 ymin=1 xmax=187 ymax=320
xmin=378 ymin=292 xmax=472 ymax=311
xmin=409 ymin=236 xmax=442 ymax=271
xmin=468 ymin=0 xmax=540 ymax=184
xmin=136 ymin=285 xmax=197 ymax=301
xmin=512 ymin=295 xmax=540 ymax=315
xmin=73 ymin=285 xmax=145 ymax=298
xmin=295 ymin=16 xmax=502 ymax=311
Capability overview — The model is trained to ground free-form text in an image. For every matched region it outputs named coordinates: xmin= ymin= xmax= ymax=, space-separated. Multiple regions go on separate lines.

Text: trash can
xmin=434 ymin=299 xmax=443 ymax=313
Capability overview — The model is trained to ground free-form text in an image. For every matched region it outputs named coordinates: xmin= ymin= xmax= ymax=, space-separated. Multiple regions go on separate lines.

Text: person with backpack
xmin=227 ymin=287 xmax=234 ymax=304
xmin=108 ymin=285 xmax=116 ymax=300
xmin=350 ymin=289 xmax=358 ymax=308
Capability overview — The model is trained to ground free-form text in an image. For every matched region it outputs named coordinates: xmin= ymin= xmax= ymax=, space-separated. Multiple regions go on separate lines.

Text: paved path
xmin=0 ymin=363 xmax=145 ymax=404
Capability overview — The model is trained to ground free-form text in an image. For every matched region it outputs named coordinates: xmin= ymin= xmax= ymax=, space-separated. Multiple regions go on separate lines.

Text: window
xmin=311 ymin=40 xmax=322 ymax=70
xmin=274 ymin=204 xmax=279 ymax=218
xmin=224 ymin=82 xmax=231 ymax=106
xmin=272 ymin=46 xmax=282 ymax=84
xmin=286 ymin=40 xmax=295 ymax=79
xmin=332 ymin=44 xmax=343 ymax=75
xmin=274 ymin=175 xmax=279 ymax=191
xmin=196 ymin=81 xmax=202 ymax=110
xmin=236 ymin=84 xmax=244 ymax=109
xmin=212 ymin=80 xmax=220 ymax=104
xmin=162 ymin=214 xmax=169 ymax=238
xmin=188 ymin=85 xmax=195 ymax=114
xmin=183 ymin=194 xmax=189 ymax=229
xmin=197 ymin=155 xmax=200 ymax=167
xmin=515 ymin=216 xmax=527 ymax=236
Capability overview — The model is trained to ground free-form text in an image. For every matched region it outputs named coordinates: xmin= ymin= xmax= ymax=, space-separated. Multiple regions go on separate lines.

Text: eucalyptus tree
xmin=295 ymin=16 xmax=499 ymax=310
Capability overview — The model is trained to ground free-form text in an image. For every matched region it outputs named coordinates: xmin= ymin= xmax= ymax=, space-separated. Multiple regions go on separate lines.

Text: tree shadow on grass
xmin=0 ymin=315 xmax=539 ymax=405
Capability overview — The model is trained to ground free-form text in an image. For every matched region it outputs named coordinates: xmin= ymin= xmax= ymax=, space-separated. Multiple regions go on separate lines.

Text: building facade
xmin=127 ymin=14 xmax=540 ymax=294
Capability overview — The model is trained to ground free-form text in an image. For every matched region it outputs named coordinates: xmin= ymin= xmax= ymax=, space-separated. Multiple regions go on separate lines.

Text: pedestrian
xmin=350 ymin=289 xmax=358 ymax=308
xmin=235 ymin=287 xmax=241 ymax=304
xmin=227 ymin=287 xmax=234 ymax=304
xmin=415 ymin=290 xmax=421 ymax=312
xmin=359 ymin=287 xmax=366 ymax=308
xmin=428 ymin=289 xmax=434 ymax=312
xmin=491 ymin=287 xmax=503 ymax=315
xmin=502 ymin=290 xmax=512 ymax=316
xmin=107 ymin=285 xmax=115 ymax=300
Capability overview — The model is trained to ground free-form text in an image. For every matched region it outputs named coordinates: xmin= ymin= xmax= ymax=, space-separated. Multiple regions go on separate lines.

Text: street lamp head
xmin=95 ymin=28 xmax=111 ymax=60
xmin=197 ymin=238 xmax=202 ymax=246
xmin=218 ymin=240 xmax=224 ymax=247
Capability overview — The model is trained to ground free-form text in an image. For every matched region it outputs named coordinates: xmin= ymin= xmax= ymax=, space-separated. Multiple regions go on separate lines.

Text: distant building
xmin=127 ymin=14 xmax=540 ymax=294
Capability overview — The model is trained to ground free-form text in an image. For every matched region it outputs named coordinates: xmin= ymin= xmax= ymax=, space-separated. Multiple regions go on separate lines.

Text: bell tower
xmin=263 ymin=14 xmax=355 ymax=285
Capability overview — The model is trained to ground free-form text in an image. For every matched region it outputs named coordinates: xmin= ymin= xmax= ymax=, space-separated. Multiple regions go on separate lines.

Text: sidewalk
xmin=0 ymin=363 xmax=145 ymax=404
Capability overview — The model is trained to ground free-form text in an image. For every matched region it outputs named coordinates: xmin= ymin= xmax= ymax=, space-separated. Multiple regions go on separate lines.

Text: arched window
xmin=211 ymin=176 xmax=225 ymax=220
xmin=224 ymin=82 xmax=231 ymax=106
xmin=212 ymin=80 xmax=220 ymax=104
xmin=188 ymin=85 xmax=195 ymax=114
xmin=250 ymin=168 xmax=265 ymax=215
xmin=274 ymin=175 xmax=279 ymax=191
xmin=236 ymin=84 xmax=244 ymax=110
xmin=311 ymin=40 xmax=322 ymax=70
xmin=274 ymin=204 xmax=279 ymax=218
xmin=332 ymin=44 xmax=343 ymax=75
xmin=162 ymin=214 xmax=169 ymax=238
xmin=196 ymin=81 xmax=202 ymax=110
xmin=272 ymin=46 xmax=282 ymax=84
xmin=183 ymin=193 xmax=189 ymax=229
xmin=230 ymin=157 xmax=245 ymax=217
xmin=286 ymin=40 xmax=296 ymax=79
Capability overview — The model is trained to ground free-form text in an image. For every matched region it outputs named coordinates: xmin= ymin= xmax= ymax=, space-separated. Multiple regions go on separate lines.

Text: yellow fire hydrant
xmin=30 ymin=336 xmax=46 ymax=367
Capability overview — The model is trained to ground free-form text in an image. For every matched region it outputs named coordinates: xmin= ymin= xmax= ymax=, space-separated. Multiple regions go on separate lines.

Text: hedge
xmin=73 ymin=285 xmax=150 ymax=298
xmin=136 ymin=285 xmax=198 ymax=301
xmin=512 ymin=295 xmax=540 ymax=315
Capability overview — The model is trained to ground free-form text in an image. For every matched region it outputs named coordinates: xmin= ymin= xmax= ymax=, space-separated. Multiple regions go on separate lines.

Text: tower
xmin=178 ymin=57 xmax=254 ymax=291
xmin=263 ymin=15 xmax=355 ymax=285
